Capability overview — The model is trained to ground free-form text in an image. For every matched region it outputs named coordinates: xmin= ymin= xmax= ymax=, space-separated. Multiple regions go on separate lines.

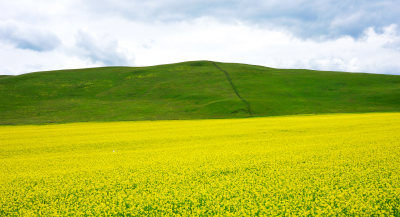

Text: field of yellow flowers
xmin=1 ymin=113 xmax=400 ymax=216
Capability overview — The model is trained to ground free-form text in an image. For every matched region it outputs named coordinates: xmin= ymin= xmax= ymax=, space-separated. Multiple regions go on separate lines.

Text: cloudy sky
xmin=1 ymin=0 xmax=400 ymax=75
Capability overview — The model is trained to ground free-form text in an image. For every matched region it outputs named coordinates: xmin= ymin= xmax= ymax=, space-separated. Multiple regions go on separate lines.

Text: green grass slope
xmin=0 ymin=61 xmax=399 ymax=124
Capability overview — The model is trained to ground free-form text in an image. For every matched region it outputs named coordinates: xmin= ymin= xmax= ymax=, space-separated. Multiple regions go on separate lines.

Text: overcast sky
xmin=1 ymin=0 xmax=400 ymax=75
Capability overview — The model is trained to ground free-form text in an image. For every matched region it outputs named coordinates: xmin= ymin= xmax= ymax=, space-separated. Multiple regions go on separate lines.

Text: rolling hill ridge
xmin=1 ymin=60 xmax=399 ymax=124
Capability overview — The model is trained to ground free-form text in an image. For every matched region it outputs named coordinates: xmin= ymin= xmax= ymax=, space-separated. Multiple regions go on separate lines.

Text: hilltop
xmin=1 ymin=61 xmax=399 ymax=124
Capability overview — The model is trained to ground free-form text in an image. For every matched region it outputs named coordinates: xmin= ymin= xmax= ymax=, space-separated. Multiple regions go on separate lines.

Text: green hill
xmin=1 ymin=61 xmax=399 ymax=124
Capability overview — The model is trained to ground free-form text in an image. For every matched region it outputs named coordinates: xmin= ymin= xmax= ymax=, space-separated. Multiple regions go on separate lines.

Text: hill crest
xmin=1 ymin=61 xmax=399 ymax=124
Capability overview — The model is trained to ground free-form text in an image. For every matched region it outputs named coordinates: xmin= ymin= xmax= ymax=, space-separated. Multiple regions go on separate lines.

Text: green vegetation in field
xmin=1 ymin=61 xmax=399 ymax=124
xmin=1 ymin=113 xmax=399 ymax=215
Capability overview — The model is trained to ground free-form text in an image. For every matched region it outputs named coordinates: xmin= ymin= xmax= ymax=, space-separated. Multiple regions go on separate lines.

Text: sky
xmin=1 ymin=0 xmax=400 ymax=75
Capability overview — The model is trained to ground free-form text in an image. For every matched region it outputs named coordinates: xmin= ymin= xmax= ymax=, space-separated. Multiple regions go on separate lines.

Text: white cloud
xmin=0 ymin=21 xmax=60 ymax=51
xmin=0 ymin=1 xmax=399 ymax=75
xmin=73 ymin=31 xmax=132 ymax=66
xmin=0 ymin=42 xmax=98 ymax=75
xmin=113 ymin=19 xmax=400 ymax=74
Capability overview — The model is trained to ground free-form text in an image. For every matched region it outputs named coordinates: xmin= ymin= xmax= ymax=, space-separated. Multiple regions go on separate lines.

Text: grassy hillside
xmin=0 ymin=61 xmax=399 ymax=124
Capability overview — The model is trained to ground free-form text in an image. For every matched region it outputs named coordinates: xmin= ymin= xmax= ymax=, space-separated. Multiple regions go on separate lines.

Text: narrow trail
xmin=212 ymin=62 xmax=253 ymax=116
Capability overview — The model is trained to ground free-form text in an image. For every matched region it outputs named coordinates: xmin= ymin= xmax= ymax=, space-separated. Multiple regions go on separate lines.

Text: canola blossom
xmin=1 ymin=113 xmax=400 ymax=216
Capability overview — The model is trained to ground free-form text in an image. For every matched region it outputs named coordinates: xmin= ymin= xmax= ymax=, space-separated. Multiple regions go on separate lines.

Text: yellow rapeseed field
xmin=1 ymin=113 xmax=400 ymax=216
